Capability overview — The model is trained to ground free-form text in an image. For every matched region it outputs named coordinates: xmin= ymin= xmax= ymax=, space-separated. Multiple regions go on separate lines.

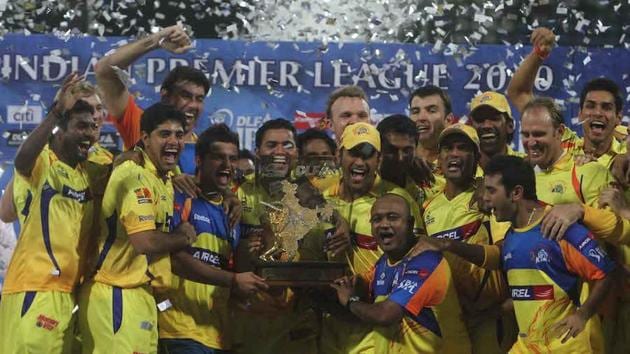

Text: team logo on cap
xmin=354 ymin=125 xmax=369 ymax=135
xmin=479 ymin=94 xmax=493 ymax=103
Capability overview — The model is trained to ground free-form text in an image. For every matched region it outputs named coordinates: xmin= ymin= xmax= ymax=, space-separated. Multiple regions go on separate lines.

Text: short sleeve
xmin=115 ymin=164 xmax=158 ymax=235
xmin=112 ymin=95 xmax=143 ymax=150
xmin=388 ymin=252 xmax=447 ymax=316
xmin=560 ymin=224 xmax=615 ymax=281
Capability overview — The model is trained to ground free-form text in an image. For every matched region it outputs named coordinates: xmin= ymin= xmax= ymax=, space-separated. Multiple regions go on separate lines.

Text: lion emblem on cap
xmin=354 ymin=126 xmax=369 ymax=135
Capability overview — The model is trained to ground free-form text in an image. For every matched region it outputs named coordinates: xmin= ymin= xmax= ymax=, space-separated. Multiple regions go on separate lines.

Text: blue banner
xmin=1 ymin=34 xmax=629 ymax=171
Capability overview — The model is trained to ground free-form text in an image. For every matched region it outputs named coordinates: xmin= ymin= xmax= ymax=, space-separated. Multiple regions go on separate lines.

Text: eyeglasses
xmin=347 ymin=143 xmax=378 ymax=160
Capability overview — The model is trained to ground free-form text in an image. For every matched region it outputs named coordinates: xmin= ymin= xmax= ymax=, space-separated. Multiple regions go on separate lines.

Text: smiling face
xmin=256 ymin=128 xmax=298 ymax=179
xmin=471 ymin=106 xmax=513 ymax=156
xmin=579 ymin=90 xmax=620 ymax=147
xmin=370 ymin=194 xmax=413 ymax=256
xmin=142 ymin=120 xmax=185 ymax=174
xmin=410 ymin=94 xmax=449 ymax=147
xmin=340 ymin=143 xmax=380 ymax=197
xmin=438 ymin=135 xmax=477 ymax=183
xmin=330 ymin=96 xmax=370 ymax=140
xmin=58 ymin=111 xmax=98 ymax=166
xmin=521 ymin=106 xmax=564 ymax=169
xmin=198 ymin=141 xmax=238 ymax=192
xmin=163 ymin=80 xmax=206 ymax=135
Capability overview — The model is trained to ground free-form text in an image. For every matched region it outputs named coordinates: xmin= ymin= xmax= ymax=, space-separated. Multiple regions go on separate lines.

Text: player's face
xmin=198 ymin=142 xmax=238 ymax=192
xmin=164 ymin=81 xmax=206 ymax=134
xmin=521 ymin=107 xmax=563 ymax=169
xmin=439 ymin=135 xmax=477 ymax=182
xmin=340 ymin=143 xmax=380 ymax=197
xmin=256 ymin=128 xmax=297 ymax=179
xmin=579 ymin=90 xmax=620 ymax=147
xmin=59 ymin=111 xmax=97 ymax=165
xmin=410 ymin=94 xmax=448 ymax=146
xmin=371 ymin=196 xmax=412 ymax=255
xmin=302 ymin=138 xmax=335 ymax=158
xmin=471 ymin=106 xmax=513 ymax=156
xmin=142 ymin=120 xmax=185 ymax=174
xmin=80 ymin=94 xmax=106 ymax=141
xmin=330 ymin=97 xmax=370 ymax=140
xmin=381 ymin=132 xmax=415 ymax=180
xmin=483 ymin=174 xmax=515 ymax=222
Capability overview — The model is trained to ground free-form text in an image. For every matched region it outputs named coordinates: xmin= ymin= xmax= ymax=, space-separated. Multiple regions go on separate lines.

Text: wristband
xmin=533 ymin=45 xmax=550 ymax=60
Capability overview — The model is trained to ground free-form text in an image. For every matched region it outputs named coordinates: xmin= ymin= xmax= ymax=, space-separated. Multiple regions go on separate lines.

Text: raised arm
xmin=95 ymin=25 xmax=192 ymax=119
xmin=507 ymin=27 xmax=555 ymax=114
xmin=14 ymin=73 xmax=83 ymax=177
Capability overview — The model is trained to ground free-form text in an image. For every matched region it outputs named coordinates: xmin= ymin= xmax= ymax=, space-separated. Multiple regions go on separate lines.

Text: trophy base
xmin=254 ymin=260 xmax=348 ymax=287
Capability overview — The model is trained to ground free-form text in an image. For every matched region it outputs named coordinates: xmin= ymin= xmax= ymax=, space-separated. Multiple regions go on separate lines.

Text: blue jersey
xmin=502 ymin=219 xmax=614 ymax=353
xmin=158 ymin=191 xmax=240 ymax=350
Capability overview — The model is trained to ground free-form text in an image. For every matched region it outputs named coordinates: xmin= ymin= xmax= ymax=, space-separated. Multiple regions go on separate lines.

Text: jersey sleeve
xmin=387 ymin=252 xmax=447 ymax=316
xmin=560 ymin=225 xmax=616 ymax=281
xmin=115 ymin=163 xmax=158 ymax=235
xmin=112 ymin=95 xmax=143 ymax=150
xmin=582 ymin=205 xmax=630 ymax=246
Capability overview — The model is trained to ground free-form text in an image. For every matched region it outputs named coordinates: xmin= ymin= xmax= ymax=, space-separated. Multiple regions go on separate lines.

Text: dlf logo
xmin=7 ymin=105 xmax=43 ymax=124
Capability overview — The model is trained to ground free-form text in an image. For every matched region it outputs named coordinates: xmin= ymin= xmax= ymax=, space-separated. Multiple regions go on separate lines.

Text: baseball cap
xmin=340 ymin=122 xmax=381 ymax=152
xmin=438 ymin=123 xmax=480 ymax=151
xmin=470 ymin=91 xmax=513 ymax=120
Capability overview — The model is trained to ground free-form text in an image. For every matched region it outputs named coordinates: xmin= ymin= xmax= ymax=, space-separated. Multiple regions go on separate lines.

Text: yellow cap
xmin=340 ymin=122 xmax=381 ymax=152
xmin=438 ymin=123 xmax=480 ymax=151
xmin=470 ymin=91 xmax=513 ymax=120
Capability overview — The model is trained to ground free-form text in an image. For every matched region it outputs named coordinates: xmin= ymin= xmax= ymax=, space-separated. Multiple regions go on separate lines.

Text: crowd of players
xmin=0 ymin=24 xmax=628 ymax=354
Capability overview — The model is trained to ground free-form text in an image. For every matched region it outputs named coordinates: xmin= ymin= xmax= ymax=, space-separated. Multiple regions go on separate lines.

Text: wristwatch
xmin=346 ymin=295 xmax=360 ymax=311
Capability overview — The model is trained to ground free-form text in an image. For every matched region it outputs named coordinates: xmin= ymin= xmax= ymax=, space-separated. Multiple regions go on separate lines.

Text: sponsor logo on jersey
xmin=588 ymin=247 xmax=607 ymax=263
xmin=397 ymin=279 xmax=419 ymax=294
xmin=510 ymin=285 xmax=554 ymax=300
xmin=36 ymin=314 xmax=59 ymax=330
xmin=431 ymin=220 xmax=482 ymax=241
xmin=134 ymin=187 xmax=152 ymax=204
xmin=193 ymin=213 xmax=211 ymax=224
xmin=62 ymin=185 xmax=90 ymax=203
xmin=191 ymin=248 xmax=224 ymax=267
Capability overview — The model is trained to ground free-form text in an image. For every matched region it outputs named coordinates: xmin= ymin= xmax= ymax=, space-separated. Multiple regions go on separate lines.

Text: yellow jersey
xmin=93 ymin=149 xmax=174 ymax=289
xmin=535 ymin=152 xmax=613 ymax=207
xmin=2 ymin=148 xmax=93 ymax=294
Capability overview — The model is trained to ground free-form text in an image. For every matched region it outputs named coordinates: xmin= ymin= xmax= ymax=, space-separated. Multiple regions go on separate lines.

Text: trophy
xmin=255 ymin=180 xmax=347 ymax=287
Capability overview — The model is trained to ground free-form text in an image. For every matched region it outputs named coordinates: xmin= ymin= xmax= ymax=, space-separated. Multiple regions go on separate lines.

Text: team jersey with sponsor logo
xmin=535 ymin=152 xmax=613 ymax=207
xmin=158 ymin=192 xmax=240 ymax=350
xmin=423 ymin=188 xmax=506 ymax=353
xmin=93 ymin=149 xmax=175 ymax=289
xmin=364 ymin=250 xmax=462 ymax=353
xmin=323 ymin=176 xmax=423 ymax=275
xmin=2 ymin=148 xmax=93 ymax=294
xmin=502 ymin=212 xmax=615 ymax=353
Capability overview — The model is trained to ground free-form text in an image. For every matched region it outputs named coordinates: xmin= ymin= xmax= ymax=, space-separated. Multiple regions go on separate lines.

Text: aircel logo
xmin=7 ymin=105 xmax=43 ymax=124
xmin=510 ymin=285 xmax=554 ymax=300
